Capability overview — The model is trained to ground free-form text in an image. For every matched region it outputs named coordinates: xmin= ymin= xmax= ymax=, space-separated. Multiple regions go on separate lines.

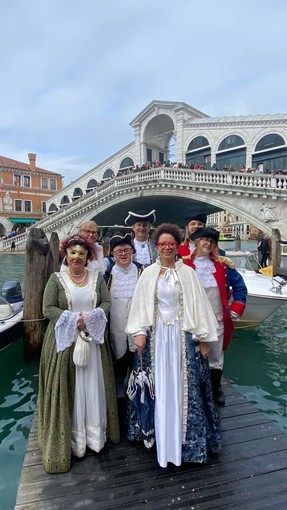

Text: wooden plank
xmin=15 ymin=379 xmax=287 ymax=510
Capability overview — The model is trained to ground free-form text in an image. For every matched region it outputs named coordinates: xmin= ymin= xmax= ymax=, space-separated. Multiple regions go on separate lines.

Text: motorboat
xmin=225 ymin=250 xmax=287 ymax=329
xmin=0 ymin=280 xmax=24 ymax=350
xmin=219 ymin=232 xmax=235 ymax=241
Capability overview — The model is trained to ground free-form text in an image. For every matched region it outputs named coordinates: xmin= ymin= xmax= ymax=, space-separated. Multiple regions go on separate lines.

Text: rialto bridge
xmin=2 ymin=98 xmax=287 ymax=251
xmin=3 ymin=166 xmax=287 ymax=251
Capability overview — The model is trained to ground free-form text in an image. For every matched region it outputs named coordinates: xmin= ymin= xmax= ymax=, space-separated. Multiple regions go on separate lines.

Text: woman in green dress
xmin=38 ymin=235 xmax=120 ymax=473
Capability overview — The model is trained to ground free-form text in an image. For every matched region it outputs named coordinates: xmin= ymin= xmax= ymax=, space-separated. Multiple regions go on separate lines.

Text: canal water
xmin=0 ymin=248 xmax=287 ymax=509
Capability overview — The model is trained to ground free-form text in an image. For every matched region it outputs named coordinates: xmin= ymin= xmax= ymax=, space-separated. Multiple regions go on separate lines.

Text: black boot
xmin=210 ymin=369 xmax=225 ymax=407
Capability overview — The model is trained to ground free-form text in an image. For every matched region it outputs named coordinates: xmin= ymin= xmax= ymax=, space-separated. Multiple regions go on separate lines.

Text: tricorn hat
xmin=124 ymin=209 xmax=156 ymax=226
xmin=190 ymin=226 xmax=220 ymax=243
xmin=109 ymin=233 xmax=135 ymax=256
xmin=185 ymin=212 xmax=207 ymax=225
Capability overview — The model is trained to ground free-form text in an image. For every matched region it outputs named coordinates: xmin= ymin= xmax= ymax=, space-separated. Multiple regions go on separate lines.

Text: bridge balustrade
xmin=1 ymin=167 xmax=287 ymax=251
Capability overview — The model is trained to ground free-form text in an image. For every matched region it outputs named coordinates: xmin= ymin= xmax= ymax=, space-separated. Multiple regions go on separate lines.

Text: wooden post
xmin=23 ymin=227 xmax=55 ymax=355
xmin=50 ymin=231 xmax=60 ymax=272
xmin=234 ymin=233 xmax=241 ymax=251
xmin=271 ymin=228 xmax=280 ymax=276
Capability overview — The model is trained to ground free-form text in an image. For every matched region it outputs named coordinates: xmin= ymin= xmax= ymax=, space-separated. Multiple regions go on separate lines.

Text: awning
xmin=9 ymin=218 xmax=38 ymax=224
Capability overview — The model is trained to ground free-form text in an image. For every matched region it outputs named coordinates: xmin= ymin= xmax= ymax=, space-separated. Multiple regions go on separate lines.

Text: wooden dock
xmin=15 ymin=380 xmax=287 ymax=510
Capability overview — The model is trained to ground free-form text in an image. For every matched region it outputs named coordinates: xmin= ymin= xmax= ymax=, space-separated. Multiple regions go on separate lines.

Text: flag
xmin=259 ymin=265 xmax=273 ymax=277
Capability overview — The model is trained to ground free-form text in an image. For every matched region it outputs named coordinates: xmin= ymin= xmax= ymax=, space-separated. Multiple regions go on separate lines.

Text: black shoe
xmin=216 ymin=388 xmax=225 ymax=407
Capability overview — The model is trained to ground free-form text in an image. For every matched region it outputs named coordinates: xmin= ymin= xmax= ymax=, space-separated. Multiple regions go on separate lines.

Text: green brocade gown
xmin=38 ymin=272 xmax=120 ymax=474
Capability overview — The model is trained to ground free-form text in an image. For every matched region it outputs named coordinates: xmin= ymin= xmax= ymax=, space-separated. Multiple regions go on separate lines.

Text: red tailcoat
xmin=178 ymin=241 xmax=246 ymax=350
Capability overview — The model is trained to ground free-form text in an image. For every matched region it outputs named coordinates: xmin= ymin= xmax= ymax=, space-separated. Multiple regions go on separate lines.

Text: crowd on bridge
xmin=96 ymin=161 xmax=287 ymax=186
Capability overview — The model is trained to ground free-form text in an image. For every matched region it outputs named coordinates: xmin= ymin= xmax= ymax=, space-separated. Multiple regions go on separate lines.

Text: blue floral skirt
xmin=127 ymin=332 xmax=221 ymax=464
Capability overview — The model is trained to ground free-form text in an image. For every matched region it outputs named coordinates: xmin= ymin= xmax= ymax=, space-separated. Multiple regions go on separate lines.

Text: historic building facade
xmin=0 ymin=153 xmax=63 ymax=236
xmin=46 ymin=100 xmax=287 ymax=213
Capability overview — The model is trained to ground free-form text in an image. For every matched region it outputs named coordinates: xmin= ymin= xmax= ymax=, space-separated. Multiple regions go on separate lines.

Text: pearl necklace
xmin=68 ymin=269 xmax=87 ymax=286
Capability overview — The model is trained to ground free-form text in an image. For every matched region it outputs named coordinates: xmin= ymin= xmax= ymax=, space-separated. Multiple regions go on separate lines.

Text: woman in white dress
xmin=38 ymin=235 xmax=119 ymax=473
xmin=126 ymin=223 xmax=221 ymax=468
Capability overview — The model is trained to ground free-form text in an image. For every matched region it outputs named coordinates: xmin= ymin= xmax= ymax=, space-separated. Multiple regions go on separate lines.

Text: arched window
xmin=103 ymin=168 xmax=115 ymax=179
xmin=73 ymin=187 xmax=83 ymax=199
xmin=87 ymin=179 xmax=98 ymax=192
xmin=185 ymin=137 xmax=211 ymax=168
xmin=48 ymin=203 xmax=58 ymax=214
xmin=255 ymin=134 xmax=285 ymax=152
xmin=120 ymin=157 xmax=134 ymax=169
xmin=187 ymin=136 xmax=209 ymax=152
xmin=60 ymin=195 xmax=70 ymax=206
xmin=252 ymin=133 xmax=287 ymax=172
xmin=218 ymin=135 xmax=245 ymax=151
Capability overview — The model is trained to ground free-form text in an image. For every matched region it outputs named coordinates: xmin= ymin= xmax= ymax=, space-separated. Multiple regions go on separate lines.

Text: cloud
xmin=0 ymin=0 xmax=287 ymax=185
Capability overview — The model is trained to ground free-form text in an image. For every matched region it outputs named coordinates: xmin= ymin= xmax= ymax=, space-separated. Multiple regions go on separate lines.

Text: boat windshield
xmin=0 ymin=296 xmax=14 ymax=320
xmin=225 ymin=251 xmax=260 ymax=271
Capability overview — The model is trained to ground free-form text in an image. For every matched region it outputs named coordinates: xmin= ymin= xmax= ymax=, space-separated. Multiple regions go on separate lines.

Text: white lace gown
xmin=60 ymin=272 xmax=107 ymax=457
xmin=154 ymin=276 xmax=182 ymax=468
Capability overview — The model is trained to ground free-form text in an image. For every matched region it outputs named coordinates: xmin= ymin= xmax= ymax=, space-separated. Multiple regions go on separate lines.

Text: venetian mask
xmin=67 ymin=245 xmax=88 ymax=260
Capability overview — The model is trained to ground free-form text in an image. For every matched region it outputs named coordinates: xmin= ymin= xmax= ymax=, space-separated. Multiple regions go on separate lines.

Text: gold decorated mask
xmin=67 ymin=245 xmax=88 ymax=260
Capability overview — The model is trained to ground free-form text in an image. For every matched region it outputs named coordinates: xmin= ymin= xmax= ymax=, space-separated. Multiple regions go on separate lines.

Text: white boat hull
xmin=235 ymin=293 xmax=286 ymax=329
xmin=0 ymin=309 xmax=23 ymax=350
xmin=232 ymin=266 xmax=287 ymax=329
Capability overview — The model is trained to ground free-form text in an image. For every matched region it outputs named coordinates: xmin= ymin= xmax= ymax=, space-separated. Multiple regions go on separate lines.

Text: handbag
xmin=73 ymin=330 xmax=92 ymax=368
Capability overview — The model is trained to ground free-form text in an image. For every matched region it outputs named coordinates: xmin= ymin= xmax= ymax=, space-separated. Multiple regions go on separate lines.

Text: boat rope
xmin=0 ymin=317 xmax=47 ymax=324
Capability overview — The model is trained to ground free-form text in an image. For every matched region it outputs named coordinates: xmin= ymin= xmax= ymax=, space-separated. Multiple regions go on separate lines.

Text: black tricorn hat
xmin=190 ymin=226 xmax=220 ymax=243
xmin=185 ymin=212 xmax=207 ymax=225
xmin=109 ymin=233 xmax=135 ymax=256
xmin=124 ymin=209 xmax=156 ymax=226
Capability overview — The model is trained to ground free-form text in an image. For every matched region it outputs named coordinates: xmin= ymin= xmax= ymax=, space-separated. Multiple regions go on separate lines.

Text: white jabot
xmin=111 ymin=263 xmax=138 ymax=298
xmin=110 ymin=262 xmax=139 ymax=359
xmin=133 ymin=239 xmax=151 ymax=265
xmin=193 ymin=256 xmax=217 ymax=288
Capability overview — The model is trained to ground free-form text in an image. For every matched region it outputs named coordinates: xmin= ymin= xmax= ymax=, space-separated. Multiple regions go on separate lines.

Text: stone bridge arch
xmin=5 ymin=168 xmax=287 ymax=250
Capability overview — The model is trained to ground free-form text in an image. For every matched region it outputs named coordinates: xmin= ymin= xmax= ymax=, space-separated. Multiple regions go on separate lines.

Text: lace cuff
xmin=55 ymin=310 xmax=78 ymax=352
xmin=83 ymin=307 xmax=107 ymax=344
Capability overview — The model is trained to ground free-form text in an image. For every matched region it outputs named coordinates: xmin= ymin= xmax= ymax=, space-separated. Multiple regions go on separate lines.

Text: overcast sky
xmin=0 ymin=0 xmax=286 ymax=186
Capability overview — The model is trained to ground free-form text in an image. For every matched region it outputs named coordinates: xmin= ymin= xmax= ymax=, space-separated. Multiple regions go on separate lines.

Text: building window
xmin=187 ymin=136 xmax=210 ymax=152
xmin=103 ymin=168 xmax=115 ymax=179
xmin=120 ymin=157 xmax=134 ymax=169
xmin=24 ymin=200 xmax=31 ymax=212
xmin=48 ymin=203 xmax=58 ymax=214
xmin=23 ymin=175 xmax=31 ymax=187
xmin=255 ymin=134 xmax=285 ymax=152
xmin=50 ymin=179 xmax=56 ymax=190
xmin=41 ymin=177 xmax=48 ymax=189
xmin=15 ymin=200 xmax=22 ymax=212
xmin=146 ymin=148 xmax=152 ymax=163
xmin=218 ymin=135 xmax=245 ymax=151
xmin=87 ymin=179 xmax=98 ymax=192
xmin=14 ymin=174 xmax=21 ymax=186
xmin=73 ymin=187 xmax=83 ymax=199
xmin=60 ymin=195 xmax=70 ymax=206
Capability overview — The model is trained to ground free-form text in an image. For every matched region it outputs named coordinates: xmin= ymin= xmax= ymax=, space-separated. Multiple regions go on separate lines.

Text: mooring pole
xmin=23 ymin=228 xmax=55 ymax=355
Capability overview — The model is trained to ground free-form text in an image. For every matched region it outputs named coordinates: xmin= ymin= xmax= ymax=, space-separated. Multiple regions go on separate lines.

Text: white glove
xmin=230 ymin=311 xmax=240 ymax=321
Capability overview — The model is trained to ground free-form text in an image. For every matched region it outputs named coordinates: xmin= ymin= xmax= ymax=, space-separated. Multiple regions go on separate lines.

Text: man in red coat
xmin=178 ymin=212 xmax=207 ymax=260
